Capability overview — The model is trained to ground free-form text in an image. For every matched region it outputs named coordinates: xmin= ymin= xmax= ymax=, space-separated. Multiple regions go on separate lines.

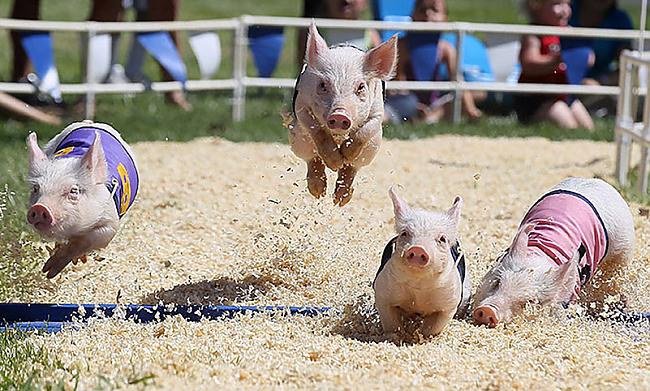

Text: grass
xmin=0 ymin=328 xmax=68 ymax=390
xmin=0 ymin=0 xmax=648 ymax=388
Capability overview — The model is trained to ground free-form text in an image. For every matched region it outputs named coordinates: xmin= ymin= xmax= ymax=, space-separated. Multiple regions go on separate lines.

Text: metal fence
xmin=615 ymin=50 xmax=650 ymax=193
xmin=0 ymin=15 xmax=647 ymax=123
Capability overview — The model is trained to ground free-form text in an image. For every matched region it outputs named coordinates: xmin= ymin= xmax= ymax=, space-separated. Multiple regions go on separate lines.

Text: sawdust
xmin=23 ymin=135 xmax=650 ymax=389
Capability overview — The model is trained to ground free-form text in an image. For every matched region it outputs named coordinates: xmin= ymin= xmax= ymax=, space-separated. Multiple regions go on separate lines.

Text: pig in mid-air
xmin=473 ymin=177 xmax=635 ymax=327
xmin=288 ymin=23 xmax=398 ymax=206
xmin=26 ymin=120 xmax=139 ymax=278
xmin=373 ymin=187 xmax=471 ymax=338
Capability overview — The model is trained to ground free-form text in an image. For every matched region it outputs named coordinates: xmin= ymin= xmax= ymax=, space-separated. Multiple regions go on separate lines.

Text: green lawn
xmin=0 ymin=0 xmax=648 ymax=388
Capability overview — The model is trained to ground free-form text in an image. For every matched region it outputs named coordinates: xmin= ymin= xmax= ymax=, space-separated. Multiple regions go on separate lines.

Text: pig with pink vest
xmin=26 ymin=120 xmax=139 ymax=278
xmin=473 ymin=177 xmax=635 ymax=327
xmin=288 ymin=23 xmax=398 ymax=206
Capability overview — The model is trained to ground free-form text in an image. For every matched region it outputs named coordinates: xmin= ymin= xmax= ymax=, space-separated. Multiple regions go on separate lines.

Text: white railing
xmin=615 ymin=50 xmax=650 ymax=193
xmin=0 ymin=15 xmax=645 ymax=123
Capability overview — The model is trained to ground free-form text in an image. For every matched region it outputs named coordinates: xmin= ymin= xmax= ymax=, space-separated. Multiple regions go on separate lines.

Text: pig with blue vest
xmin=472 ymin=177 xmax=635 ymax=327
xmin=26 ymin=120 xmax=139 ymax=278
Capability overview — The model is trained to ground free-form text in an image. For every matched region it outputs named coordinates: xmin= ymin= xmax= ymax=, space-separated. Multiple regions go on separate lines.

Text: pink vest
xmin=520 ymin=190 xmax=609 ymax=296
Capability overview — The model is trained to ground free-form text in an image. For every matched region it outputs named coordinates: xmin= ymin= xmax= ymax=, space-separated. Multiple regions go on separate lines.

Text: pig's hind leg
xmin=584 ymin=250 xmax=632 ymax=310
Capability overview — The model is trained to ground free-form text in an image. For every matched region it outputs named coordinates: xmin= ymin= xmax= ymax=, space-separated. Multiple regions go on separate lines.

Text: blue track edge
xmin=0 ymin=303 xmax=332 ymax=333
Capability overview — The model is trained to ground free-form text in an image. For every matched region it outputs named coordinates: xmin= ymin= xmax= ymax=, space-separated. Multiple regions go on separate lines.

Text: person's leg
xmin=10 ymin=0 xmax=40 ymax=81
xmin=570 ymin=99 xmax=595 ymax=130
xmin=147 ymin=0 xmax=191 ymax=111
xmin=534 ymin=99 xmax=579 ymax=129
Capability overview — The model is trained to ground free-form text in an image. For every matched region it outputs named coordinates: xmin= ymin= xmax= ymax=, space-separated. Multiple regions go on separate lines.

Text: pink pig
xmin=288 ymin=22 xmax=398 ymax=206
xmin=472 ymin=177 xmax=635 ymax=327
xmin=374 ymin=187 xmax=471 ymax=338
xmin=26 ymin=120 xmax=139 ymax=278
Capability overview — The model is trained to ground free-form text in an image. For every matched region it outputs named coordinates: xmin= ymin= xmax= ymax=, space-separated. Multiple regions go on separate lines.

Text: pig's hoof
xmin=333 ymin=186 xmax=354 ymax=207
xmin=307 ymin=159 xmax=327 ymax=198
xmin=307 ymin=177 xmax=326 ymax=199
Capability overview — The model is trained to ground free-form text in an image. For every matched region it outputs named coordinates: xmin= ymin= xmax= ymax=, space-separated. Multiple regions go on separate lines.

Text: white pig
xmin=26 ymin=120 xmax=139 ymax=278
xmin=373 ymin=187 xmax=472 ymax=338
xmin=473 ymin=177 xmax=635 ymax=327
xmin=288 ymin=22 xmax=398 ymax=206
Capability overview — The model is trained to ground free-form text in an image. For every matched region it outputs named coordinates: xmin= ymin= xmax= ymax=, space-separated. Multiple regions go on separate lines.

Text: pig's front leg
xmin=340 ymin=115 xmax=382 ymax=166
xmin=296 ymin=108 xmax=344 ymax=171
xmin=377 ymin=303 xmax=404 ymax=337
xmin=334 ymin=119 xmax=382 ymax=206
xmin=333 ymin=164 xmax=357 ymax=207
xmin=307 ymin=157 xmax=327 ymax=198
xmin=42 ymin=224 xmax=116 ymax=278
xmin=288 ymin=121 xmax=327 ymax=198
xmin=421 ymin=311 xmax=455 ymax=337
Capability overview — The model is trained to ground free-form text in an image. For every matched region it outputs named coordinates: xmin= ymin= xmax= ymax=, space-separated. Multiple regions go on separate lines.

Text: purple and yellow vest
xmin=52 ymin=126 xmax=139 ymax=218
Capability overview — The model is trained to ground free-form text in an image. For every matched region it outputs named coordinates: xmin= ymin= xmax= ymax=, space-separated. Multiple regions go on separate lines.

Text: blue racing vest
xmin=51 ymin=126 xmax=139 ymax=218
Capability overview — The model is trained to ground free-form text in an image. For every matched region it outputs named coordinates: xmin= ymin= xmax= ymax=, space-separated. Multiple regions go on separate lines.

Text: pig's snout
xmin=27 ymin=203 xmax=54 ymax=230
xmin=326 ymin=110 xmax=351 ymax=131
xmin=473 ymin=305 xmax=499 ymax=328
xmin=405 ymin=245 xmax=430 ymax=266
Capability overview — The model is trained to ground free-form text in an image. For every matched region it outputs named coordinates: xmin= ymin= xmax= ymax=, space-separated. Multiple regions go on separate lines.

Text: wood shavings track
xmin=27 ymin=135 xmax=650 ymax=389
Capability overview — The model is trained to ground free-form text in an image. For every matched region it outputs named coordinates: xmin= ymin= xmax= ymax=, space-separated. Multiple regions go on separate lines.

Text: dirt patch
xmin=26 ymin=136 xmax=650 ymax=389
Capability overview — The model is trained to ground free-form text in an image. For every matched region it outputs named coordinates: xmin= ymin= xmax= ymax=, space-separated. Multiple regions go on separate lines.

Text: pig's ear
xmin=81 ymin=131 xmax=108 ymax=184
xmin=306 ymin=22 xmax=329 ymax=66
xmin=539 ymin=254 xmax=578 ymax=304
xmin=389 ymin=186 xmax=411 ymax=220
xmin=364 ymin=34 xmax=398 ymax=80
xmin=27 ymin=132 xmax=48 ymax=166
xmin=446 ymin=196 xmax=463 ymax=226
xmin=510 ymin=223 xmax=534 ymax=258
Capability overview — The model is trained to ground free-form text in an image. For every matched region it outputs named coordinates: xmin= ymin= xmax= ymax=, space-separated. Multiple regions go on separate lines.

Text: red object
xmin=519 ymin=35 xmax=568 ymax=86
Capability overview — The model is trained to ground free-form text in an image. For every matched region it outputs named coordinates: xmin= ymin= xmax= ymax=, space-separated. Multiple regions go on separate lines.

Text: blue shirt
xmin=438 ymin=33 xmax=495 ymax=82
xmin=569 ymin=0 xmax=633 ymax=78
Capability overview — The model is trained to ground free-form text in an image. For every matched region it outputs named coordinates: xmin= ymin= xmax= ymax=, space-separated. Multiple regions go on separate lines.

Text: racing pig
xmin=288 ymin=22 xmax=398 ymax=206
xmin=473 ymin=177 xmax=635 ymax=327
xmin=374 ymin=187 xmax=471 ymax=338
xmin=26 ymin=120 xmax=139 ymax=278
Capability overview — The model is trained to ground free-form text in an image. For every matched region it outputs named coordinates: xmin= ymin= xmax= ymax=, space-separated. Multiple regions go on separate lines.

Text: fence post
xmin=84 ymin=23 xmax=97 ymax=120
xmin=639 ymin=61 xmax=650 ymax=193
xmin=232 ymin=16 xmax=248 ymax=122
xmin=452 ymin=27 xmax=465 ymax=124
xmin=616 ymin=53 xmax=633 ymax=186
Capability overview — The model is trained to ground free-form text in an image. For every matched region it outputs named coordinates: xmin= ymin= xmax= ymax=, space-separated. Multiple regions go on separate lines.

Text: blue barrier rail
xmin=0 ymin=303 xmax=332 ymax=333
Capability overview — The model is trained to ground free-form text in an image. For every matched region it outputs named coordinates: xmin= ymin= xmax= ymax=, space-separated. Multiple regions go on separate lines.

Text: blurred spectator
xmin=569 ymin=0 xmax=632 ymax=86
xmin=385 ymin=0 xmax=483 ymax=123
xmin=514 ymin=0 xmax=594 ymax=130
xmin=9 ymin=0 xmax=39 ymax=83
xmin=297 ymin=0 xmax=380 ymax=68
xmin=141 ymin=0 xmax=192 ymax=111
xmin=320 ymin=0 xmax=381 ymax=49
xmin=297 ymin=0 xmax=325 ymax=69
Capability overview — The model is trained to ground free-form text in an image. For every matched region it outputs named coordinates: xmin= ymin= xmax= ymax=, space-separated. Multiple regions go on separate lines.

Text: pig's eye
xmin=31 ymin=184 xmax=40 ymax=194
xmin=356 ymin=82 xmax=366 ymax=95
xmin=318 ymin=81 xmax=327 ymax=93
xmin=437 ymin=235 xmax=447 ymax=245
xmin=68 ymin=185 xmax=80 ymax=200
xmin=399 ymin=231 xmax=410 ymax=239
